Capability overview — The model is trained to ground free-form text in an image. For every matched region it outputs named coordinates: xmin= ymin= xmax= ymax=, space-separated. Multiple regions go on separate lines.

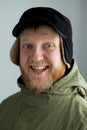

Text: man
xmin=0 ymin=7 xmax=87 ymax=130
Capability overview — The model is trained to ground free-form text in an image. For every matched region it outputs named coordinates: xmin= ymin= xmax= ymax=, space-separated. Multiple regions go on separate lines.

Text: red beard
xmin=20 ymin=63 xmax=64 ymax=93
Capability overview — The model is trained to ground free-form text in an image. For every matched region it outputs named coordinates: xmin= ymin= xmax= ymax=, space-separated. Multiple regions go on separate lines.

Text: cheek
xmin=48 ymin=52 xmax=63 ymax=68
xmin=20 ymin=52 xmax=28 ymax=67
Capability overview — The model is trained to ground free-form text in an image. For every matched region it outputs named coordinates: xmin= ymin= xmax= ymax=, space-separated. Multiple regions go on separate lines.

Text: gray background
xmin=0 ymin=0 xmax=87 ymax=102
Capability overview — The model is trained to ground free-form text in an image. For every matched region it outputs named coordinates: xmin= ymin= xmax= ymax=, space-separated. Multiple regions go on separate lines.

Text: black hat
xmin=12 ymin=7 xmax=73 ymax=66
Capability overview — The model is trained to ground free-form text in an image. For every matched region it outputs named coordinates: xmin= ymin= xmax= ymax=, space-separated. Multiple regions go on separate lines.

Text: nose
xmin=32 ymin=47 xmax=44 ymax=61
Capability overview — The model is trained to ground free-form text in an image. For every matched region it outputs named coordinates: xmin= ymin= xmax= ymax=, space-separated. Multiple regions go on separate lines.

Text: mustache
xmin=28 ymin=60 xmax=51 ymax=67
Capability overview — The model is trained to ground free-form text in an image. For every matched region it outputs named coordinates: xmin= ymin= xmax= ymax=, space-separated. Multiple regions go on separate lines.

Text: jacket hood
xmin=17 ymin=59 xmax=87 ymax=98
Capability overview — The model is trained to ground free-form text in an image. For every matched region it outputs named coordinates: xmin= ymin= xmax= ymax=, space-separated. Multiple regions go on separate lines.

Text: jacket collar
xmin=17 ymin=59 xmax=87 ymax=96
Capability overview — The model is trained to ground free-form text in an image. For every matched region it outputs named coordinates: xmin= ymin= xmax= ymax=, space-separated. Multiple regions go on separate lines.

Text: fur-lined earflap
xmin=10 ymin=38 xmax=20 ymax=66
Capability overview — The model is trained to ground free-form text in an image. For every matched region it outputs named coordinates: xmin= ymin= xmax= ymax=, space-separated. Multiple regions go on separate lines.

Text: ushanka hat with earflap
xmin=10 ymin=7 xmax=73 ymax=67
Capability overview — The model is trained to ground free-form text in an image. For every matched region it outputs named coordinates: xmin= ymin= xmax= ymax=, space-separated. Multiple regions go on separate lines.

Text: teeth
xmin=31 ymin=66 xmax=47 ymax=72
xmin=32 ymin=66 xmax=46 ymax=70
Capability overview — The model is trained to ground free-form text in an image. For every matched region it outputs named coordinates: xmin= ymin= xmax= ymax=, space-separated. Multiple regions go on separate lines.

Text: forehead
xmin=20 ymin=25 xmax=59 ymax=38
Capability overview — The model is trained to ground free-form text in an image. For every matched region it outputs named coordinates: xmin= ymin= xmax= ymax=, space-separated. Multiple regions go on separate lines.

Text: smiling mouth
xmin=30 ymin=65 xmax=50 ymax=72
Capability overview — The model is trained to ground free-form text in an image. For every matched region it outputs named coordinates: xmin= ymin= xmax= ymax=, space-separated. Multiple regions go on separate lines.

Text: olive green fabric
xmin=0 ymin=60 xmax=87 ymax=130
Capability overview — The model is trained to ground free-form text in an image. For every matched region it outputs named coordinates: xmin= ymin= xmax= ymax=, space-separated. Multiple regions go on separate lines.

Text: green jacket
xmin=0 ymin=60 xmax=87 ymax=130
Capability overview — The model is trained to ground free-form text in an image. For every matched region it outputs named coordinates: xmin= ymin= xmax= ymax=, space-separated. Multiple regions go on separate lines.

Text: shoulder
xmin=64 ymin=92 xmax=87 ymax=130
xmin=72 ymin=86 xmax=87 ymax=113
xmin=70 ymin=93 xmax=87 ymax=128
xmin=0 ymin=91 xmax=21 ymax=111
xmin=72 ymin=94 xmax=87 ymax=113
xmin=0 ymin=92 xmax=22 ymax=129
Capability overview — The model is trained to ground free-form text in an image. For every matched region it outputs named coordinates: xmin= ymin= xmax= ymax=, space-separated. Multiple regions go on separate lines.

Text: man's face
xmin=19 ymin=25 xmax=66 ymax=93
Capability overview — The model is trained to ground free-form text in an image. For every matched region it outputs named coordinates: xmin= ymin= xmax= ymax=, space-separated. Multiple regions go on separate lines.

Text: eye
xmin=44 ymin=43 xmax=55 ymax=50
xmin=23 ymin=44 xmax=33 ymax=49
